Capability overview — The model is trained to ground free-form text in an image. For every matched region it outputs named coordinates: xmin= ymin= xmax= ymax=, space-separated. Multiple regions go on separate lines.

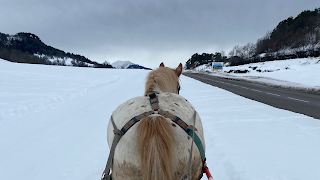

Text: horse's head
xmin=144 ymin=62 xmax=182 ymax=95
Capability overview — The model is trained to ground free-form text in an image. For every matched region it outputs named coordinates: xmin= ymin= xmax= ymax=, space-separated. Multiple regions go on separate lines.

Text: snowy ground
xmin=193 ymin=57 xmax=320 ymax=93
xmin=1 ymin=59 xmax=320 ymax=180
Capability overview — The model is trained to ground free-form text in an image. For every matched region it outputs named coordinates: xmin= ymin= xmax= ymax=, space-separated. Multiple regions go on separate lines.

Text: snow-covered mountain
xmin=111 ymin=60 xmax=152 ymax=70
xmin=0 ymin=32 xmax=112 ymax=68
xmin=111 ymin=60 xmax=134 ymax=69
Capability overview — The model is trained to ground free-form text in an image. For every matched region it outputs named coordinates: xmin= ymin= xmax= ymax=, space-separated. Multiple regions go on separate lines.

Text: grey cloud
xmin=1 ymin=0 xmax=319 ymax=68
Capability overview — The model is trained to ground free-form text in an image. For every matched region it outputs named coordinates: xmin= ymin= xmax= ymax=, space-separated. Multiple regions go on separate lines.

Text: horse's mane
xmin=144 ymin=67 xmax=180 ymax=95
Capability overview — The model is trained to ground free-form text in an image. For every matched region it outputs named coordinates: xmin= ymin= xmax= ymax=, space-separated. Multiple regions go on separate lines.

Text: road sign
xmin=212 ymin=62 xmax=223 ymax=71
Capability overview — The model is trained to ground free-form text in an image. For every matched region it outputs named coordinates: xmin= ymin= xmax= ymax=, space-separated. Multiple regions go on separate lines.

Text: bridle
xmin=177 ymin=78 xmax=181 ymax=94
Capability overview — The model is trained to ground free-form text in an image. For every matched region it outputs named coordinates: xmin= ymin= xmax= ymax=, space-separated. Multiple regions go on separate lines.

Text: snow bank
xmin=189 ymin=58 xmax=320 ymax=94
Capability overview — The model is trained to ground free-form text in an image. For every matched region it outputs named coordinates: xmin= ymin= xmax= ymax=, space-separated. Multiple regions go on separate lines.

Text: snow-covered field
xmin=1 ymin=59 xmax=320 ymax=180
xmin=194 ymin=58 xmax=320 ymax=93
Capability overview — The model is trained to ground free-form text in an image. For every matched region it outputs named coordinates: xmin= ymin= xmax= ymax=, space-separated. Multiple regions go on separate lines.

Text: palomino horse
xmin=106 ymin=63 xmax=205 ymax=180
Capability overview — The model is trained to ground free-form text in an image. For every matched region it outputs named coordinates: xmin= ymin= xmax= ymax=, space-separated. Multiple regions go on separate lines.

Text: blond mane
xmin=144 ymin=66 xmax=180 ymax=95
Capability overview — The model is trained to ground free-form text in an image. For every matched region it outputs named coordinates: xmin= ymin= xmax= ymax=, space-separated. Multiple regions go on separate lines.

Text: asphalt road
xmin=183 ymin=72 xmax=320 ymax=120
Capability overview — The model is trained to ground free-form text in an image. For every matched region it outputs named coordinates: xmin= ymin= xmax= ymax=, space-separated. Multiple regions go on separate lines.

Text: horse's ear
xmin=175 ymin=63 xmax=182 ymax=77
xmin=159 ymin=62 xmax=165 ymax=67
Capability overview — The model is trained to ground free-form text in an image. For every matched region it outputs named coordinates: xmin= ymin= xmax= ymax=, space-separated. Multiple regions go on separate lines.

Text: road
xmin=183 ymin=72 xmax=320 ymax=120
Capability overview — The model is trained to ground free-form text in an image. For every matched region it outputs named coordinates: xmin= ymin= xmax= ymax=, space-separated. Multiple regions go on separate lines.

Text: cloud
xmin=1 ymin=0 xmax=319 ymax=68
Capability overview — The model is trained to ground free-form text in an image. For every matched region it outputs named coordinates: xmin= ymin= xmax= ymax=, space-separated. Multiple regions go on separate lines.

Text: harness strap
xmin=149 ymin=93 xmax=160 ymax=111
xmin=101 ymin=116 xmax=120 ymax=180
xmin=102 ymin=93 xmax=206 ymax=180
xmin=149 ymin=93 xmax=206 ymax=164
xmin=183 ymin=110 xmax=197 ymax=180
xmin=120 ymin=111 xmax=154 ymax=135
xmin=157 ymin=110 xmax=206 ymax=163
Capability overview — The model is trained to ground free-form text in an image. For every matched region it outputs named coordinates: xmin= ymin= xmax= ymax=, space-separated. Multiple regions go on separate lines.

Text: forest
xmin=186 ymin=8 xmax=320 ymax=68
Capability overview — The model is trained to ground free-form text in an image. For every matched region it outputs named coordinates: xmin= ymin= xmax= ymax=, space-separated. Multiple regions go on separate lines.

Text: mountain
xmin=0 ymin=32 xmax=112 ymax=68
xmin=111 ymin=60 xmax=152 ymax=70
xmin=111 ymin=60 xmax=134 ymax=69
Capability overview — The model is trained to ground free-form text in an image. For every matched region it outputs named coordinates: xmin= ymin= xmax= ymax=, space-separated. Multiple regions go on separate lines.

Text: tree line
xmin=186 ymin=8 xmax=320 ymax=69
xmin=185 ymin=52 xmax=227 ymax=69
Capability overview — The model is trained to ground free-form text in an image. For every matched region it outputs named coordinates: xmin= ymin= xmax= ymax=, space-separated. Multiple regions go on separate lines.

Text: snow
xmin=1 ymin=58 xmax=320 ymax=180
xmin=259 ymin=53 xmax=266 ymax=58
xmin=6 ymin=35 xmax=22 ymax=42
xmin=34 ymin=54 xmax=94 ymax=67
xmin=192 ymin=58 xmax=320 ymax=93
xmin=111 ymin=60 xmax=134 ymax=69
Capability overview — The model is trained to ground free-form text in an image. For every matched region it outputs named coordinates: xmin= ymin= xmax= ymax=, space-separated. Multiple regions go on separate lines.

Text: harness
xmin=102 ymin=93 xmax=206 ymax=180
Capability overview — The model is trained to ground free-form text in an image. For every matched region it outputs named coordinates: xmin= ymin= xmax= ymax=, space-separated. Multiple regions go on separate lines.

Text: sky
xmin=1 ymin=0 xmax=319 ymax=68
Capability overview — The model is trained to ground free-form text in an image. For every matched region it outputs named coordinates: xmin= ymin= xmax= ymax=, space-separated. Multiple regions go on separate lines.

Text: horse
xmin=106 ymin=62 xmax=205 ymax=180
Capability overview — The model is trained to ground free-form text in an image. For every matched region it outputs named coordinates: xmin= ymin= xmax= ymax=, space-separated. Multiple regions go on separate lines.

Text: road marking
xmin=266 ymin=92 xmax=281 ymax=96
xmin=251 ymin=89 xmax=262 ymax=92
xmin=287 ymin=97 xmax=310 ymax=103
xmin=241 ymin=86 xmax=249 ymax=89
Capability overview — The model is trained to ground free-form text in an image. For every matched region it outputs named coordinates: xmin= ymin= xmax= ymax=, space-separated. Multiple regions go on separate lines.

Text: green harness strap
xmin=116 ymin=93 xmax=206 ymax=164
xmin=148 ymin=93 xmax=206 ymax=164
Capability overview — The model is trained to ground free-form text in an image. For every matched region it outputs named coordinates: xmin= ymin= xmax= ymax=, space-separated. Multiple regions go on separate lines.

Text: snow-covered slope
xmin=192 ymin=57 xmax=320 ymax=93
xmin=34 ymin=54 xmax=95 ymax=67
xmin=1 ymin=58 xmax=320 ymax=180
xmin=111 ymin=60 xmax=134 ymax=69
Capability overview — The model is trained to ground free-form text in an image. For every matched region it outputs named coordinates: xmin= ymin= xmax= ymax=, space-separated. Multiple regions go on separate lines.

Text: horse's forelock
xmin=145 ymin=67 xmax=179 ymax=95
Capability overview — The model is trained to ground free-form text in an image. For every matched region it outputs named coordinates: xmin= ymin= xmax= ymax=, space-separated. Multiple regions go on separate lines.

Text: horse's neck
xmin=145 ymin=83 xmax=163 ymax=95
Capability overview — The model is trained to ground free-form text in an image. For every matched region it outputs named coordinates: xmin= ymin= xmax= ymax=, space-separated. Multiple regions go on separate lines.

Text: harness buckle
xmin=186 ymin=125 xmax=198 ymax=132
xmin=113 ymin=129 xmax=123 ymax=136
xmin=148 ymin=92 xmax=157 ymax=99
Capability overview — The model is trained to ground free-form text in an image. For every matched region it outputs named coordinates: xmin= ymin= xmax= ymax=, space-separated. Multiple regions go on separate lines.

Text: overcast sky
xmin=1 ymin=0 xmax=319 ymax=68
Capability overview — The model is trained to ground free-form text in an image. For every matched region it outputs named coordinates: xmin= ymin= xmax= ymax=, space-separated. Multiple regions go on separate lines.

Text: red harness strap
xmin=203 ymin=163 xmax=214 ymax=180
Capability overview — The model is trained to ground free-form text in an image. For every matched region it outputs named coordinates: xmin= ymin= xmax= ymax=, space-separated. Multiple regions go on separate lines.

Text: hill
xmin=256 ymin=8 xmax=320 ymax=54
xmin=0 ymin=32 xmax=112 ymax=68
xmin=186 ymin=7 xmax=320 ymax=69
